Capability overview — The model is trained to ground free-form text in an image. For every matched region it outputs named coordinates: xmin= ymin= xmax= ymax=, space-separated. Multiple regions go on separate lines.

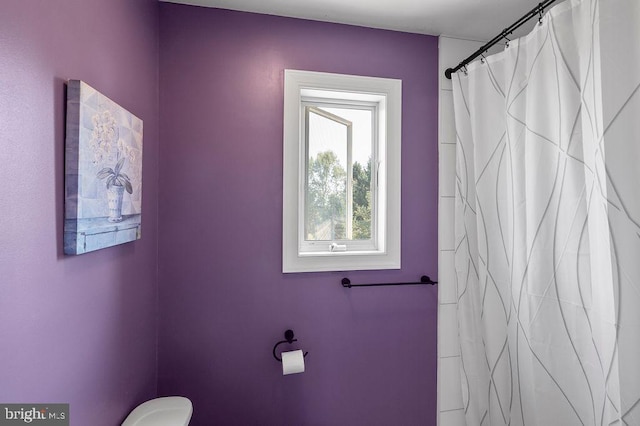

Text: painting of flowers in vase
xmin=64 ymin=80 xmax=143 ymax=255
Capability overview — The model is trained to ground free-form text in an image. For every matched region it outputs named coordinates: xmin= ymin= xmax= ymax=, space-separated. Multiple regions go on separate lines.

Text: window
xmin=283 ymin=70 xmax=401 ymax=273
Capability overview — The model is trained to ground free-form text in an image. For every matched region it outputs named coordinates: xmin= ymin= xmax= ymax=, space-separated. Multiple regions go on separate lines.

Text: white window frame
xmin=283 ymin=69 xmax=401 ymax=273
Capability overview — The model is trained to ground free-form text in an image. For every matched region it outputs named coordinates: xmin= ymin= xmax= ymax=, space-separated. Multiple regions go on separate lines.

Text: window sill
xmin=283 ymin=250 xmax=400 ymax=273
xmin=298 ymin=250 xmax=386 ymax=257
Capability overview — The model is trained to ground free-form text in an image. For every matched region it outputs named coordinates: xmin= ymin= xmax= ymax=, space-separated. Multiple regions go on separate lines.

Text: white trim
xmin=283 ymin=69 xmax=401 ymax=273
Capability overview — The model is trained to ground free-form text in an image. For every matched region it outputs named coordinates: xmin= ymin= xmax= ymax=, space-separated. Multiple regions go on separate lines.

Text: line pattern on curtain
xmin=452 ymin=0 xmax=640 ymax=424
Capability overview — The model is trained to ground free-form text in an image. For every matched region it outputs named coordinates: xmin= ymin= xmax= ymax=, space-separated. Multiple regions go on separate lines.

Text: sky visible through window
xmin=308 ymin=107 xmax=372 ymax=168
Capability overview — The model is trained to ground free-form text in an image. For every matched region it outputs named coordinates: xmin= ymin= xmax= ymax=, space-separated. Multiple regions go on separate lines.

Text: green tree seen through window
xmin=306 ymin=150 xmax=371 ymax=240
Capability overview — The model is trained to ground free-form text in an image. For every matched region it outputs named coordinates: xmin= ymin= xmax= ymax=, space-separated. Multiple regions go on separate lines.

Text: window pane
xmin=305 ymin=108 xmax=348 ymax=241
xmin=305 ymin=106 xmax=373 ymax=242
xmin=321 ymin=107 xmax=373 ymax=241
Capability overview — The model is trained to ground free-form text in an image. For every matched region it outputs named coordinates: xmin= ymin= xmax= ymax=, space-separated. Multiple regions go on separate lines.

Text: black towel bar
xmin=341 ymin=275 xmax=438 ymax=288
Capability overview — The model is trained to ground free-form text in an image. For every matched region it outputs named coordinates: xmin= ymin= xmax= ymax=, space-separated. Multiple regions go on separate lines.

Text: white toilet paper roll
xmin=281 ymin=349 xmax=305 ymax=375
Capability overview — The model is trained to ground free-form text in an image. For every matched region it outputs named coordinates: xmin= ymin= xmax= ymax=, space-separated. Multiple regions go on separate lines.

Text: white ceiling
xmin=160 ymin=0 xmax=551 ymax=40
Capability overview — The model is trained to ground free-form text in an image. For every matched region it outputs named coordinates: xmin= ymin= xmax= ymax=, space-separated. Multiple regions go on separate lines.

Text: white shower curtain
xmin=452 ymin=0 xmax=640 ymax=424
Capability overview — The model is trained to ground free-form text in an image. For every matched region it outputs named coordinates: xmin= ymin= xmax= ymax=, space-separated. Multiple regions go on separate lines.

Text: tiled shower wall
xmin=437 ymin=36 xmax=485 ymax=426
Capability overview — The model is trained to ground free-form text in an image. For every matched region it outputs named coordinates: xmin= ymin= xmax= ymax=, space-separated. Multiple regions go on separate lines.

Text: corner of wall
xmin=436 ymin=35 xmax=486 ymax=426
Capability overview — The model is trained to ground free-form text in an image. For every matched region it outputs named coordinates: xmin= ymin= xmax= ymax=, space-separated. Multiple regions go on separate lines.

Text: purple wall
xmin=158 ymin=5 xmax=439 ymax=425
xmin=0 ymin=1 xmax=159 ymax=425
xmin=0 ymin=2 xmax=439 ymax=424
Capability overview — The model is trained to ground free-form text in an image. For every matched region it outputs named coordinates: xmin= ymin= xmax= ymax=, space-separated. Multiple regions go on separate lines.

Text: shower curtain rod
xmin=444 ymin=0 xmax=559 ymax=79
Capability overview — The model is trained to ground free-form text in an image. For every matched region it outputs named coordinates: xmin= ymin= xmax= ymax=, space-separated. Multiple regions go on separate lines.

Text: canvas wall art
xmin=64 ymin=80 xmax=143 ymax=255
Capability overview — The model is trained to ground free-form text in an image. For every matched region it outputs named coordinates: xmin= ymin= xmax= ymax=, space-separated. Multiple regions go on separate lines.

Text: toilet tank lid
xmin=122 ymin=396 xmax=193 ymax=426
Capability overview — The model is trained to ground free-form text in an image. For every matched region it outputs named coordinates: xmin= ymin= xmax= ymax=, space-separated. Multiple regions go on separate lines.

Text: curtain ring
xmin=538 ymin=7 xmax=544 ymax=25
xmin=502 ymin=30 xmax=511 ymax=48
xmin=480 ymin=53 xmax=486 ymax=64
xmin=462 ymin=65 xmax=468 ymax=76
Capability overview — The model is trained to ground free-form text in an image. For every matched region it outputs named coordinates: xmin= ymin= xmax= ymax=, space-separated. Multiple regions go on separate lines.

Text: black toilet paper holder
xmin=272 ymin=329 xmax=309 ymax=362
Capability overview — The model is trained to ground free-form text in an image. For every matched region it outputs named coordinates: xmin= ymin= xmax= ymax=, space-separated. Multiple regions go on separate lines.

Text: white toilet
xmin=122 ymin=396 xmax=193 ymax=426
